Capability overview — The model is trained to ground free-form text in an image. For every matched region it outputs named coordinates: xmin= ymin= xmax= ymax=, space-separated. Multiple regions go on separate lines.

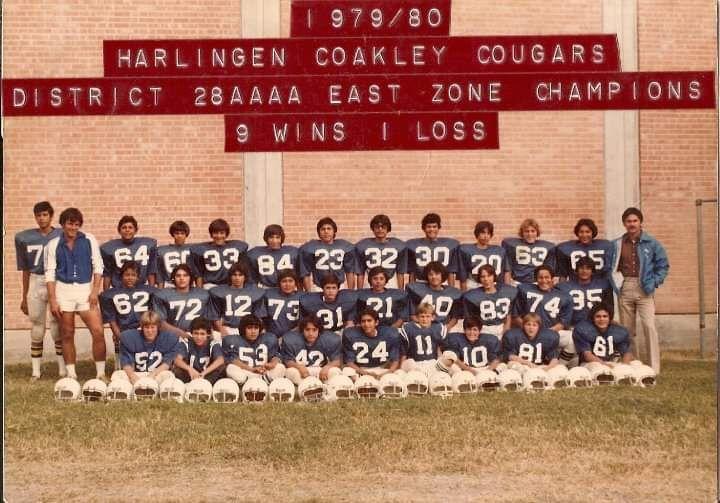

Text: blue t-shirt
xmin=100 ymin=237 xmax=158 ymax=288
xmin=246 ymin=245 xmax=300 ymax=288
xmin=342 ymin=326 xmax=401 ymax=368
xmin=280 ymin=329 xmax=342 ymax=367
xmin=356 ymin=288 xmax=409 ymax=326
xmin=456 ymin=243 xmax=510 ymax=284
xmin=406 ymin=282 xmax=462 ymax=324
xmin=190 ymin=240 xmax=248 ymax=285
xmin=572 ymin=321 xmax=631 ymax=362
xmin=15 ymin=227 xmax=62 ymax=274
xmin=501 ymin=237 xmax=556 ymax=284
xmin=263 ymin=288 xmax=302 ymax=335
xmin=556 ymin=278 xmax=613 ymax=326
xmin=209 ymin=284 xmax=267 ymax=329
xmin=462 ymin=285 xmax=517 ymax=327
xmin=443 ymin=332 xmax=501 ymax=368
xmin=156 ymin=244 xmax=193 ymax=286
xmin=100 ymin=284 xmax=156 ymax=331
xmin=398 ymin=321 xmax=446 ymax=361
xmin=405 ymin=237 xmax=459 ymax=280
xmin=354 ymin=237 xmax=408 ymax=280
xmin=502 ymin=327 xmax=560 ymax=364
xmin=152 ymin=287 xmax=214 ymax=332
xmin=300 ymin=290 xmax=358 ymax=331
xmin=299 ymin=239 xmax=356 ymax=287
xmin=556 ymin=239 xmax=613 ymax=280
xmin=177 ymin=338 xmax=224 ymax=371
xmin=513 ymin=284 xmax=573 ymax=329
xmin=222 ymin=332 xmax=280 ymax=366
xmin=119 ymin=328 xmax=180 ymax=371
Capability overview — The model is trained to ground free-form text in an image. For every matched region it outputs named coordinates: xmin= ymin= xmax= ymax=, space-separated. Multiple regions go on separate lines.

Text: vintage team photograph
xmin=2 ymin=0 xmax=718 ymax=501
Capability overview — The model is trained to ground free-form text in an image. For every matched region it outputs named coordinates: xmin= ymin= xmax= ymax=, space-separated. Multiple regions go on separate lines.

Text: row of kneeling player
xmin=53 ymin=303 xmax=657 ymax=402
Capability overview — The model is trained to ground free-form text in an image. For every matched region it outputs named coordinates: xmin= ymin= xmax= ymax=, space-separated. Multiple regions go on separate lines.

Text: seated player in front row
xmin=573 ymin=304 xmax=634 ymax=366
xmin=342 ymin=308 xmax=401 ymax=380
xmin=246 ymin=224 xmax=299 ymax=288
xmin=208 ymin=261 xmax=267 ymax=337
xmin=101 ymin=261 xmax=156 ymax=366
xmin=442 ymin=317 xmax=501 ymax=374
xmin=281 ymin=314 xmax=343 ymax=384
xmin=502 ymin=313 xmax=560 ymax=370
xmin=356 ymin=266 xmax=409 ymax=328
xmin=299 ymin=217 xmax=356 ymax=291
xmin=462 ymin=264 xmax=517 ymax=339
xmin=120 ymin=311 xmax=181 ymax=384
xmin=355 ymin=214 xmax=408 ymax=289
xmin=152 ymin=264 xmax=213 ymax=339
xmin=191 ymin=218 xmax=248 ymax=289
xmin=399 ymin=302 xmax=446 ymax=374
xmin=156 ymin=220 xmax=193 ymax=288
xmin=264 ymin=269 xmax=302 ymax=335
xmin=223 ymin=314 xmax=285 ymax=385
xmin=406 ymin=261 xmax=462 ymax=332
xmin=300 ymin=273 xmax=357 ymax=333
xmin=457 ymin=220 xmax=511 ymax=291
xmin=173 ymin=317 xmax=225 ymax=384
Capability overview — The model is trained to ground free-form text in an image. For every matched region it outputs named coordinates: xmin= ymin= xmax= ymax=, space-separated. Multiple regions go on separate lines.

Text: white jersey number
xmin=112 ymin=291 xmax=150 ymax=315
xmin=515 ymin=246 xmax=547 ymax=266
xmin=364 ymin=247 xmax=398 ymax=269
xmin=134 ymin=351 xmax=162 ymax=371
xmin=415 ymin=246 xmax=449 ymax=267
xmin=518 ymin=342 xmax=543 ymax=364
xmin=114 ymin=245 xmax=149 ymax=268
xmin=353 ymin=341 xmax=389 ymax=364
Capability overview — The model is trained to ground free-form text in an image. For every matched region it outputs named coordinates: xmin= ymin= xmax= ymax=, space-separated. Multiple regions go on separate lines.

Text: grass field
xmin=4 ymin=355 xmax=717 ymax=502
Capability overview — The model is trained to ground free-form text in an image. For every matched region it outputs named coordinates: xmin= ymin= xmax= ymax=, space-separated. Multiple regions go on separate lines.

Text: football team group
xmin=14 ymin=202 xmax=669 ymax=402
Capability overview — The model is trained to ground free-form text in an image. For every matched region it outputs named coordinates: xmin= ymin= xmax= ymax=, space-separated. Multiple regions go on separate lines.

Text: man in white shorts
xmin=45 ymin=207 xmax=107 ymax=381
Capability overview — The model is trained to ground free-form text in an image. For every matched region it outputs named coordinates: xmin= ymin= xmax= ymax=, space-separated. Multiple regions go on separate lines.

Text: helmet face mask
xmin=185 ymin=378 xmax=213 ymax=403
xmin=268 ymin=377 xmax=296 ymax=402
xmin=242 ymin=378 xmax=269 ymax=403
xmin=354 ymin=376 xmax=382 ymax=400
xmin=212 ymin=378 xmax=240 ymax=403
xmin=54 ymin=377 xmax=81 ymax=402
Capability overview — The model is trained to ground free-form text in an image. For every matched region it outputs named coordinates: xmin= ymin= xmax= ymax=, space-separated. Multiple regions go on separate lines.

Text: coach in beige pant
xmin=610 ymin=208 xmax=669 ymax=374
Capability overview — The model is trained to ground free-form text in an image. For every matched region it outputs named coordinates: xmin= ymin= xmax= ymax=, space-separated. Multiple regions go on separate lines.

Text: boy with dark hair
xmin=462 ymin=264 xmax=517 ymax=338
xmin=152 ymin=264 xmax=214 ymax=338
xmin=341 ymin=308 xmax=401 ymax=380
xmin=191 ymin=218 xmax=248 ymax=289
xmin=442 ymin=317 xmax=502 ymax=373
xmin=556 ymin=218 xmax=613 ymax=280
xmin=355 ymin=214 xmax=407 ymax=289
xmin=173 ymin=317 xmax=225 ymax=384
xmin=281 ymin=314 xmax=343 ymax=384
xmin=457 ymin=220 xmax=511 ymax=290
xmin=406 ymin=261 xmax=462 ymax=332
xmin=100 ymin=215 xmax=158 ymax=289
xmin=246 ymin=224 xmax=299 ymax=288
xmin=406 ymin=213 xmax=459 ymax=285
xmin=556 ymin=256 xmax=613 ymax=326
xmin=264 ymin=269 xmax=303 ymax=335
xmin=156 ymin=220 xmax=193 ymax=288
xmin=223 ymin=314 xmax=285 ymax=385
xmin=300 ymin=272 xmax=357 ymax=333
xmin=208 ymin=261 xmax=267 ymax=337
xmin=356 ymin=266 xmax=409 ymax=328
xmin=299 ymin=217 xmax=356 ymax=291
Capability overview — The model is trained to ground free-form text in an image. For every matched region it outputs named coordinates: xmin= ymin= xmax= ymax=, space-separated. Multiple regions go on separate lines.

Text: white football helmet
xmin=403 ymin=370 xmax=429 ymax=396
xmin=54 ymin=377 xmax=81 ymax=401
xmin=584 ymin=362 xmax=615 ymax=386
xmin=106 ymin=378 xmax=133 ymax=401
xmin=268 ymin=377 xmax=296 ymax=402
xmin=242 ymin=377 xmax=269 ymax=403
xmin=474 ymin=369 xmax=500 ymax=392
xmin=496 ymin=369 xmax=523 ymax=391
xmin=81 ymin=378 xmax=107 ymax=402
xmin=185 ymin=378 xmax=213 ymax=403
xmin=355 ymin=375 xmax=382 ymax=399
xmin=451 ymin=370 xmax=477 ymax=394
xmin=379 ymin=373 xmax=408 ymax=399
xmin=522 ymin=368 xmax=548 ymax=392
xmin=298 ymin=376 xmax=325 ymax=402
xmin=611 ymin=363 xmax=635 ymax=386
xmin=133 ymin=377 xmax=159 ymax=400
xmin=159 ymin=378 xmax=186 ymax=403
xmin=507 ymin=361 xmax=528 ymax=375
xmin=155 ymin=370 xmax=175 ymax=385
xmin=110 ymin=370 xmax=129 ymax=382
xmin=428 ymin=372 xmax=453 ymax=398
xmin=546 ymin=365 xmax=570 ymax=390
xmin=324 ymin=375 xmax=356 ymax=401
xmin=632 ymin=364 xmax=657 ymax=387
xmin=212 ymin=378 xmax=240 ymax=403
xmin=567 ymin=366 xmax=593 ymax=388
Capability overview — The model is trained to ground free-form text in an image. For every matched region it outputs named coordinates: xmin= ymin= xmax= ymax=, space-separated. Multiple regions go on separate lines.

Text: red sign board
xmin=103 ymin=35 xmax=620 ymax=77
xmin=291 ymin=0 xmax=451 ymax=37
xmin=224 ymin=112 xmax=499 ymax=151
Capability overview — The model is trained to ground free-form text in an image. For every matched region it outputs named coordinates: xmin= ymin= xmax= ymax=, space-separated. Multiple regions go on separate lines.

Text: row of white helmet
xmin=55 ymin=361 xmax=655 ymax=403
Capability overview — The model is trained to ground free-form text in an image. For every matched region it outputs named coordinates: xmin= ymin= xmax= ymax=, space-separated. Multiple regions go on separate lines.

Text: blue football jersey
xmin=502 ymin=327 xmax=559 ymax=364
xmin=152 ymin=287 xmax=214 ymax=332
xmin=246 ymin=245 xmax=300 ymax=288
xmin=15 ymin=227 xmax=62 ymax=274
xmin=119 ymin=328 xmax=180 ymax=371
xmin=572 ymin=321 xmax=631 ymax=362
xmin=299 ymin=239 xmax=356 ymax=287
xmin=556 ymin=239 xmax=614 ymax=280
xmin=443 ymin=332 xmax=501 ymax=368
xmin=501 ymin=238 xmax=556 ymax=284
xmin=209 ymin=285 xmax=267 ymax=329
xmin=280 ymin=329 xmax=342 ymax=366
xmin=178 ymin=338 xmax=224 ymax=371
xmin=191 ymin=240 xmax=248 ymax=285
xmin=556 ymin=278 xmax=613 ymax=326
xmin=356 ymin=288 xmax=409 ymax=326
xmin=300 ymin=290 xmax=357 ymax=331
xmin=405 ymin=237 xmax=459 ymax=280
xmin=263 ymin=288 xmax=302 ymax=335
xmin=513 ymin=284 xmax=573 ymax=329
xmin=222 ymin=332 xmax=280 ymax=366
xmin=100 ymin=237 xmax=158 ymax=288
xmin=100 ymin=284 xmax=156 ymax=331
xmin=456 ymin=244 xmax=510 ymax=284
xmin=406 ymin=282 xmax=463 ymax=324
xmin=156 ymin=244 xmax=193 ymax=286
xmin=354 ymin=237 xmax=408 ymax=280
xmin=342 ymin=326 xmax=401 ymax=367
xmin=462 ymin=285 xmax=517 ymax=327
xmin=398 ymin=321 xmax=446 ymax=361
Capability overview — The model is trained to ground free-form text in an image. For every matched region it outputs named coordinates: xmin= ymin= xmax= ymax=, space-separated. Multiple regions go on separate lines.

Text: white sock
xmin=57 ymin=356 xmax=67 ymax=377
xmin=66 ymin=364 xmax=77 ymax=379
xmin=95 ymin=361 xmax=106 ymax=378
xmin=31 ymin=358 xmax=42 ymax=376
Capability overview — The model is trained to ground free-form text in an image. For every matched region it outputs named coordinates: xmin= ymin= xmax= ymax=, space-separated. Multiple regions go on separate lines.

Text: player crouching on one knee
xmin=502 ymin=313 xmax=561 ymax=372
xmin=281 ymin=314 xmax=343 ymax=385
xmin=572 ymin=303 xmax=634 ymax=369
xmin=342 ymin=308 xmax=401 ymax=381
xmin=399 ymin=302 xmax=446 ymax=375
xmin=439 ymin=317 xmax=501 ymax=375
xmin=173 ymin=317 xmax=225 ymax=384
xmin=223 ymin=314 xmax=285 ymax=385
xmin=120 ymin=310 xmax=181 ymax=384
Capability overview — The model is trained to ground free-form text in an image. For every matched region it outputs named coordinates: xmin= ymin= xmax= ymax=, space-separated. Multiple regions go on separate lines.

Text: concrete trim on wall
xmin=242 ymin=0 xmax=283 ymax=246
xmin=603 ymin=0 xmax=640 ymax=239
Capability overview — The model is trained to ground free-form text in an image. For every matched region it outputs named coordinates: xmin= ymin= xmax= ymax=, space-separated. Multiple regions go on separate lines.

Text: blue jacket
xmin=609 ymin=232 xmax=669 ymax=295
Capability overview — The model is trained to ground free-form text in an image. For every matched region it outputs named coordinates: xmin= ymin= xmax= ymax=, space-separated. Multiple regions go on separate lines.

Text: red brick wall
xmin=638 ymin=0 xmax=718 ymax=313
xmin=3 ymin=1 xmax=717 ymax=329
